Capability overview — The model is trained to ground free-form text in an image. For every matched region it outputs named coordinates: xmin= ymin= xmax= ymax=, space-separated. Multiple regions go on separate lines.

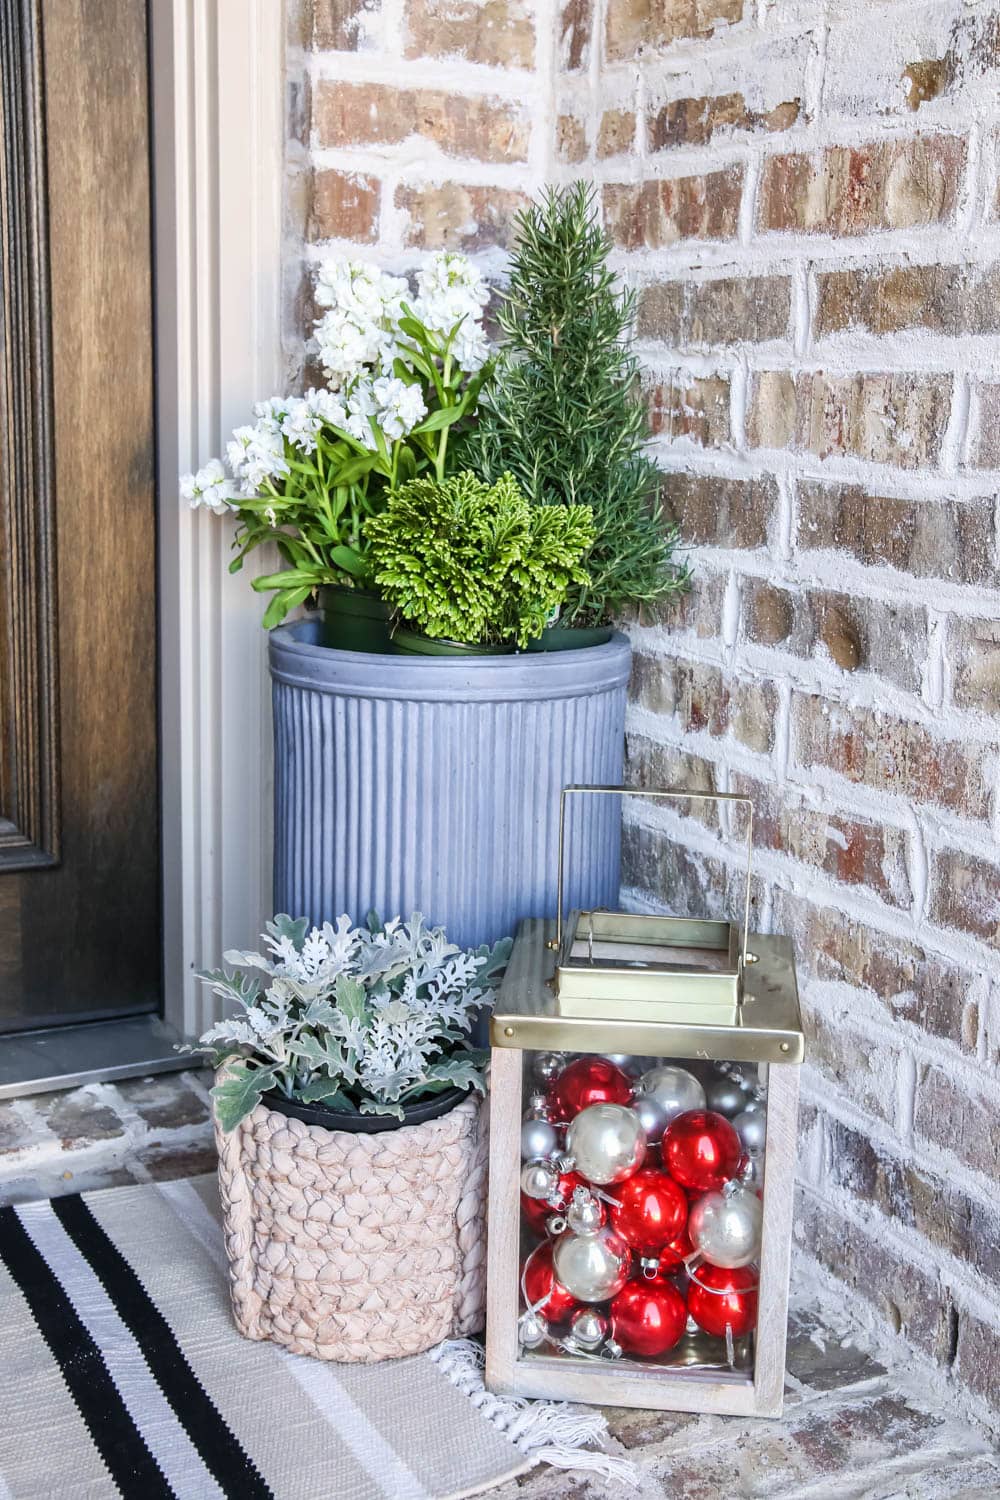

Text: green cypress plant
xmin=466 ymin=182 xmax=689 ymax=625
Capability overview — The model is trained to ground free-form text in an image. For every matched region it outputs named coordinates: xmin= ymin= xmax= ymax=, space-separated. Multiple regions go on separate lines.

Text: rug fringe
xmin=428 ymin=1339 xmax=638 ymax=1487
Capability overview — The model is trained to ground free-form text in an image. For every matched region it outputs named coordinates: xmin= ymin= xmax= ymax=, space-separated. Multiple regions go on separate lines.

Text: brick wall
xmin=555 ymin=0 xmax=1000 ymax=1420
xmin=289 ymin=0 xmax=1000 ymax=1420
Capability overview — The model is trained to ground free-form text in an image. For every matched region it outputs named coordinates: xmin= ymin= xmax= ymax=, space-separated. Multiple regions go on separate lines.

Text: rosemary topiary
xmin=366 ymin=470 xmax=594 ymax=648
xmin=466 ymin=182 xmax=689 ymax=625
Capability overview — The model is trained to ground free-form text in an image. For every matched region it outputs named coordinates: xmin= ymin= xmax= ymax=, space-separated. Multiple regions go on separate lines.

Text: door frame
xmin=152 ymin=0 xmax=284 ymax=1041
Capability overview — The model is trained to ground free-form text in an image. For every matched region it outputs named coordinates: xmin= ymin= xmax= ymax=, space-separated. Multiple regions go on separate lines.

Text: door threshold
xmin=0 ymin=1015 xmax=189 ymax=1100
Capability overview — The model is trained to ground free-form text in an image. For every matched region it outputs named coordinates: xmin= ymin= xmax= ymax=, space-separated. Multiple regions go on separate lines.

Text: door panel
xmin=0 ymin=0 xmax=160 ymax=1031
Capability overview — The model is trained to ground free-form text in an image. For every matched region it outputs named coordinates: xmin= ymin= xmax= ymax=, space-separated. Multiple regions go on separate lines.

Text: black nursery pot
xmin=262 ymin=1085 xmax=470 ymax=1134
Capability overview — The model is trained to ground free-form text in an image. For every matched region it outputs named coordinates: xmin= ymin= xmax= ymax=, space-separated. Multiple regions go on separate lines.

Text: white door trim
xmin=151 ymin=0 xmax=285 ymax=1037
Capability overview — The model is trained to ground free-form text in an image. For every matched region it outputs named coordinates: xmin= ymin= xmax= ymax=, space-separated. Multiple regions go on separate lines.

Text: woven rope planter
xmin=214 ymin=1083 xmax=489 ymax=1363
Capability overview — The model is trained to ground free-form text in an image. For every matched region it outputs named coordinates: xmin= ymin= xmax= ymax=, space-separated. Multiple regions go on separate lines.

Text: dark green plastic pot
xmin=262 ymin=1084 xmax=469 ymax=1134
xmin=392 ymin=628 xmax=515 ymax=657
xmin=318 ymin=586 xmax=392 ymax=653
xmin=525 ymin=625 xmax=614 ymax=652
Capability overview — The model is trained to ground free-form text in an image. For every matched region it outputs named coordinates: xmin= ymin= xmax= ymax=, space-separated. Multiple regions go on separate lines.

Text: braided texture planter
xmin=214 ymin=1087 xmax=488 ymax=1363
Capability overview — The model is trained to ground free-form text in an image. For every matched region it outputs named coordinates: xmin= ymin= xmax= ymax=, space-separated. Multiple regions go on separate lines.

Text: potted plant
xmin=180 ymin=253 xmax=491 ymax=650
xmin=366 ymin=471 xmax=595 ymax=656
xmin=188 ymin=910 xmax=511 ymax=1363
xmin=468 ymin=182 xmax=689 ymax=647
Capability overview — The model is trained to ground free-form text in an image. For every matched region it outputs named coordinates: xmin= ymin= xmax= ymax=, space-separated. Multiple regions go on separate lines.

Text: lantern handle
xmin=554 ymin=785 xmax=755 ymax=969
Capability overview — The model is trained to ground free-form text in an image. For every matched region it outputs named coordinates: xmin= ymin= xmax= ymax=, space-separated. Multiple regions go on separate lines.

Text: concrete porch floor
xmin=1 ymin=1070 xmax=997 ymax=1499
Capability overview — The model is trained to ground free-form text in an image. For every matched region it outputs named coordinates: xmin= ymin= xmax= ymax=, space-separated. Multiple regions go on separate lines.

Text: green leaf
xmin=286 ymin=1032 xmax=349 ymax=1077
xmin=261 ymin=585 xmax=312 ymax=629
xmin=211 ymin=1062 xmax=279 ymax=1133
xmin=358 ymin=1098 xmax=405 ymax=1120
xmin=335 ymin=974 xmax=369 ymax=1028
xmin=268 ymin=913 xmax=310 ymax=950
xmin=252 ymin=568 xmax=322 ymax=592
xmin=412 ymin=404 xmax=465 ymax=435
xmin=329 ymin=545 xmax=368 ymax=578
xmin=296 ymin=1080 xmax=356 ymax=1110
xmin=332 ymin=453 xmax=380 ymax=486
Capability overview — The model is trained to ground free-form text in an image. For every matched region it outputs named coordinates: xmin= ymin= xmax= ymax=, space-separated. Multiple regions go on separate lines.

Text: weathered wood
xmin=484 ymin=1046 xmax=524 ymax=1395
xmin=753 ymin=1061 xmax=800 ymax=1416
xmin=1 ymin=0 xmax=159 ymax=1027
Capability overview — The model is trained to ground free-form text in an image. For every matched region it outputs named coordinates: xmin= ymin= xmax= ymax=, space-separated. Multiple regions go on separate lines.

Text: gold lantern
xmin=485 ymin=786 xmax=804 ymax=1418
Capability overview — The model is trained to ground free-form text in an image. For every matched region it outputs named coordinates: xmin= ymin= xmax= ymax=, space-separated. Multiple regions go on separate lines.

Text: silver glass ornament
xmin=638 ymin=1065 xmax=705 ymax=1125
xmin=521 ymin=1117 xmax=559 ymax=1161
xmin=602 ymin=1054 xmax=654 ymax=1077
xmin=705 ymin=1076 xmax=746 ymax=1118
xmin=565 ymin=1103 xmax=646 ymax=1185
xmin=525 ymin=1092 xmax=551 ymax=1119
xmin=520 ymin=1160 xmax=558 ymax=1199
xmin=553 ymin=1225 xmax=631 ymax=1303
xmin=570 ymin=1307 xmax=608 ymax=1351
xmin=533 ymin=1052 xmax=564 ymax=1085
xmin=733 ymin=1107 xmax=767 ymax=1154
xmin=688 ymin=1183 xmax=762 ymax=1269
xmin=518 ymin=1310 xmax=548 ymax=1350
xmin=566 ymin=1187 xmax=604 ymax=1237
xmin=633 ymin=1090 xmax=670 ymax=1144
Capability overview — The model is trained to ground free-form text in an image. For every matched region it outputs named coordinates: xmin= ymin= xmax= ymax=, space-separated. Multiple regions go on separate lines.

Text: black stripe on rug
xmin=0 ymin=1204 xmax=173 ymax=1498
xmin=52 ymin=1194 xmax=273 ymax=1500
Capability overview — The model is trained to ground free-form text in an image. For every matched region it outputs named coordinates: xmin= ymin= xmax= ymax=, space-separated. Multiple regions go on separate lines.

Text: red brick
xmin=948 ymin=617 xmax=1000 ymax=712
xmin=661 ymin=471 xmax=776 ymax=548
xmin=315 ymin=80 xmax=529 ymax=162
xmin=630 ymin=655 xmax=778 ymax=752
xmin=929 ymin=850 xmax=1000 ymax=947
xmin=641 ymin=571 xmax=727 ymax=636
xmin=772 ymin=887 xmax=980 ymax=1050
xmin=638 ymin=275 xmax=791 ymax=346
xmin=606 ymin=0 xmax=743 ymax=61
xmin=395 ymin=182 xmax=526 ymax=249
xmin=560 ymin=0 xmax=591 ymax=69
xmin=308 ymin=168 xmax=380 ymax=242
xmin=622 ymin=819 xmax=765 ymax=925
xmin=604 ymin=169 xmax=743 ymax=248
xmin=796 ymin=482 xmax=995 ymax=586
xmin=626 ymin=735 xmax=719 ymax=829
xmin=313 ymin=0 xmax=378 ymax=49
xmin=791 ymin=693 xmax=992 ymax=819
xmin=748 ymin=369 xmax=953 ymax=470
xmin=968 ymin=383 xmax=1000 ymax=468
xmin=740 ymin=578 xmax=928 ymax=690
xmin=597 ymin=108 xmax=635 ymax=158
xmin=404 ymin=0 xmax=534 ymax=68
xmin=648 ymin=373 xmax=730 ymax=446
xmin=649 ymin=91 xmax=799 ymax=150
xmin=955 ymin=1310 xmax=1000 ymax=1411
xmin=758 ymin=136 xmax=966 ymax=236
xmin=556 ymin=113 xmax=588 ymax=163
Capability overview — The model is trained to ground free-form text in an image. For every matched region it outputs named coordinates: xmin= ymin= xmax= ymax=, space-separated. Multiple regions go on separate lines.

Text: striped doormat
xmin=0 ymin=1176 xmax=628 ymax=1500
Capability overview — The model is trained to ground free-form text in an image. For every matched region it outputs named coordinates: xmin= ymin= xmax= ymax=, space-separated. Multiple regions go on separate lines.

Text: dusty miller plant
xmin=187 ymin=913 xmax=511 ymax=1131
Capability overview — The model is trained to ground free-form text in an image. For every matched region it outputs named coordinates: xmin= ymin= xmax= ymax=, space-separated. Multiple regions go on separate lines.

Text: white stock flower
xmin=226 ymin=425 xmax=256 ymax=481
xmin=179 ymin=457 xmax=239 ymax=515
xmin=412 ymin=251 xmax=491 ymax=371
xmin=371 ymin=376 xmax=427 ymax=440
xmin=345 ymin=382 xmax=378 ymax=449
xmin=239 ymin=421 xmax=289 ymax=494
xmin=305 ymin=387 xmax=348 ymax=429
xmin=253 ymin=397 xmax=290 ymax=434
xmin=314 ymin=259 xmax=409 ymax=389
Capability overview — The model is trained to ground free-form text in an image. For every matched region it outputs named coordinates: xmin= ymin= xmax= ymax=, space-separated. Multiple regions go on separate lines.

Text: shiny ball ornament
xmin=520 ymin=1169 xmax=584 ymax=1236
xmin=518 ymin=1310 xmax=548 ymax=1349
xmin=549 ymin=1056 xmax=632 ymax=1123
xmin=533 ymin=1052 xmax=565 ymax=1086
xmin=569 ymin=1307 xmax=608 ymax=1352
xmin=687 ymin=1263 xmax=758 ymax=1339
xmin=565 ymin=1103 xmax=647 ymax=1186
xmin=610 ymin=1168 xmax=688 ymax=1258
xmin=524 ymin=1092 xmax=552 ymax=1119
xmin=522 ymin=1241 xmax=578 ymax=1323
xmin=653 ymin=1223 xmax=694 ymax=1273
xmin=732 ymin=1107 xmax=767 ymax=1155
xmin=566 ymin=1187 xmax=606 ymax=1237
xmin=704 ymin=1076 xmax=747 ymax=1119
xmin=688 ymin=1183 xmax=762 ymax=1269
xmin=521 ymin=1159 xmax=559 ymax=1200
xmin=610 ymin=1278 xmax=687 ymax=1358
xmin=521 ymin=1117 xmax=559 ymax=1162
xmin=553 ymin=1224 xmax=631 ymax=1303
xmin=663 ymin=1110 xmax=742 ymax=1194
xmin=633 ymin=1090 xmax=670 ymax=1145
xmin=637 ymin=1065 xmax=706 ymax=1127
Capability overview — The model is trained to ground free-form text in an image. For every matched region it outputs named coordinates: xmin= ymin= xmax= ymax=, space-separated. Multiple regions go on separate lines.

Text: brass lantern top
xmin=490 ymin=785 xmax=805 ymax=1066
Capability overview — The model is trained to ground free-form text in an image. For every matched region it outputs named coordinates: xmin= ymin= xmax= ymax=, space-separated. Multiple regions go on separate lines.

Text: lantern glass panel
xmin=517 ymin=1047 xmax=766 ymax=1382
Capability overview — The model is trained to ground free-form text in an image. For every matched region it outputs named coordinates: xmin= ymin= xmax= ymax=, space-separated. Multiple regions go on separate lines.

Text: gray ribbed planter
xmin=269 ymin=621 xmax=631 ymax=950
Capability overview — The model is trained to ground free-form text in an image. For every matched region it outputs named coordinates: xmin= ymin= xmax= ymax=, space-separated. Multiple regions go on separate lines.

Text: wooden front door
xmin=0 ymin=0 xmax=160 ymax=1031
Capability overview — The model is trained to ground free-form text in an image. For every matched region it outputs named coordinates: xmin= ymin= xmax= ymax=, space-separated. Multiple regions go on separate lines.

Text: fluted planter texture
xmin=269 ymin=619 xmax=631 ymax=948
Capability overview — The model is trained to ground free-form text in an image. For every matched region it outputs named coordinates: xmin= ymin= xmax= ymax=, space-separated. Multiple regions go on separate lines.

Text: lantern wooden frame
xmin=485 ymin=788 xmax=804 ymax=1418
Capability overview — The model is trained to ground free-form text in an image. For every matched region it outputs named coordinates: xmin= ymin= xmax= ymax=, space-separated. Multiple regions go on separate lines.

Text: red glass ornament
xmin=653 ymin=1223 xmax=694 ymax=1272
xmin=548 ymin=1056 xmax=632 ymax=1123
xmin=610 ymin=1168 xmax=688 ymax=1257
xmin=662 ymin=1110 xmax=741 ymax=1193
xmin=520 ymin=1170 xmax=586 ymax=1237
xmin=522 ymin=1241 xmax=578 ymax=1323
xmin=610 ymin=1277 xmax=687 ymax=1358
xmin=687 ymin=1263 xmax=758 ymax=1338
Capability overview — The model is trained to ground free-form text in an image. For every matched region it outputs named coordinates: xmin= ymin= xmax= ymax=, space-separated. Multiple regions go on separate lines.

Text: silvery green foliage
xmin=187 ymin=912 xmax=511 ymax=1132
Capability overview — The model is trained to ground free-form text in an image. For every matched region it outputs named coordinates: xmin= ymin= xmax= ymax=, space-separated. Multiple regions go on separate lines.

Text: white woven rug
xmin=0 ymin=1174 xmax=629 ymax=1499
